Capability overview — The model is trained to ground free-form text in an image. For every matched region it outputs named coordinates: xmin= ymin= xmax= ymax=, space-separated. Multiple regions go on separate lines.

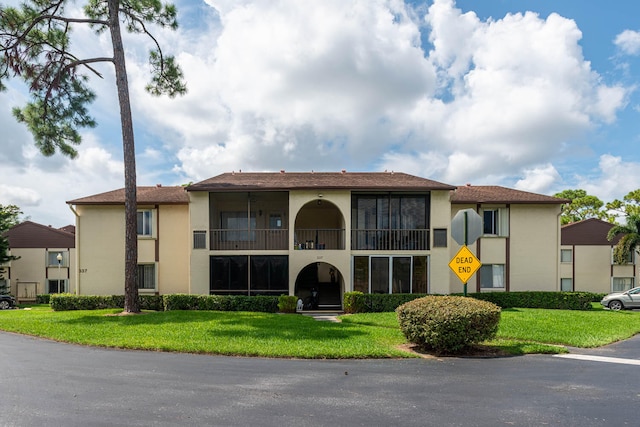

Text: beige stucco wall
xmin=74 ymin=203 xmax=189 ymax=296
xmin=189 ymin=191 xmax=210 ymax=295
xmin=7 ymin=247 xmax=75 ymax=298
xmin=157 ymin=204 xmax=189 ymax=294
xmin=289 ymin=190 xmax=351 ymax=295
xmin=509 ymin=204 xmax=561 ymax=291
xmin=429 ymin=190 xmax=455 ymax=294
xmin=562 ymin=244 xmax=636 ymax=293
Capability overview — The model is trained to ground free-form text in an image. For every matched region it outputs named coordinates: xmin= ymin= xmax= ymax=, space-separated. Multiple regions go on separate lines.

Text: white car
xmin=601 ymin=287 xmax=640 ymax=310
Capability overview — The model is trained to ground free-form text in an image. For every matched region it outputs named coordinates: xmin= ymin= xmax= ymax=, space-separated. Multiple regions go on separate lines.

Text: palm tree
xmin=607 ymin=214 xmax=640 ymax=264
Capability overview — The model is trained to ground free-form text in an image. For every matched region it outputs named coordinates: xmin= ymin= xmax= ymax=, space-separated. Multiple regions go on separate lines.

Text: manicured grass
xmin=0 ymin=304 xmax=638 ymax=358
xmin=0 ymin=309 xmax=412 ymax=359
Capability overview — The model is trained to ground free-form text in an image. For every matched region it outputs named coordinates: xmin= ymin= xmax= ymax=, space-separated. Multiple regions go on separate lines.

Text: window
xmin=137 ymin=264 xmax=156 ymax=290
xmin=560 ymin=278 xmax=573 ymax=291
xmin=47 ymin=279 xmax=67 ymax=294
xmin=351 ymin=194 xmax=430 ymax=250
xmin=482 ymin=208 xmax=509 ymax=236
xmin=220 ymin=212 xmax=256 ymax=241
xmin=137 ymin=210 xmax=153 ymax=236
xmin=193 ymin=231 xmax=207 ymax=249
xmin=479 ymin=264 xmax=505 ymax=289
xmin=47 ymin=251 xmax=68 ymax=267
xmin=432 ymin=229 xmax=447 ymax=248
xmin=352 ymin=256 xmax=428 ymax=294
xmin=210 ymin=256 xmax=288 ymax=296
xmin=560 ymin=249 xmax=572 ymax=263
xmin=612 ymin=277 xmax=634 ymax=293
xmin=611 ymin=248 xmax=634 ymax=264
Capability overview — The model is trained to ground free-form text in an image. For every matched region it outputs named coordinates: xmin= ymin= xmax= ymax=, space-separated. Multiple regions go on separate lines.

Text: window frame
xmin=560 ymin=249 xmax=573 ymax=263
xmin=137 ymin=209 xmax=154 ymax=237
xmin=560 ymin=278 xmax=573 ymax=291
xmin=612 ymin=277 xmax=634 ymax=293
xmin=611 ymin=247 xmax=634 ymax=264
xmin=47 ymin=251 xmax=69 ymax=267
xmin=479 ymin=264 xmax=505 ymax=289
xmin=137 ymin=263 xmax=157 ymax=291
xmin=481 ymin=207 xmax=509 ymax=237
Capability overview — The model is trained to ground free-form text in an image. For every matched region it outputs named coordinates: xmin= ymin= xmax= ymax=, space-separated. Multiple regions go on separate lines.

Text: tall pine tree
xmin=0 ymin=1 xmax=186 ymax=312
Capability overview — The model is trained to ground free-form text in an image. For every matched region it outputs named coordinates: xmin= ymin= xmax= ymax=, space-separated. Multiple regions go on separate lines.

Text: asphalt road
xmin=1 ymin=331 xmax=638 ymax=427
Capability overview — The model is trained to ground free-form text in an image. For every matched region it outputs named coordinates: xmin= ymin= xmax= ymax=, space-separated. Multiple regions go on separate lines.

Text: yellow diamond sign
xmin=448 ymin=245 xmax=482 ymax=284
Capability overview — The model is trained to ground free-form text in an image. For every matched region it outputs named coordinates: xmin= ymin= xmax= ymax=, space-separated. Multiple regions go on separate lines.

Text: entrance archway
xmin=295 ymin=262 xmax=343 ymax=310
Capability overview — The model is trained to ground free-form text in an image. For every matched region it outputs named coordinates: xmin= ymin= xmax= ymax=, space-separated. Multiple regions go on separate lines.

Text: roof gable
xmin=5 ymin=221 xmax=75 ymax=249
xmin=186 ymin=171 xmax=456 ymax=192
xmin=67 ymin=186 xmax=189 ymax=205
xmin=451 ymin=185 xmax=566 ymax=204
xmin=561 ymin=218 xmax=621 ymax=245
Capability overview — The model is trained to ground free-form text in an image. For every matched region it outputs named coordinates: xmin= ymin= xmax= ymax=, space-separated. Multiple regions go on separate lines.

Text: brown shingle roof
xmin=561 ymin=218 xmax=621 ymax=245
xmin=67 ymin=186 xmax=189 ymax=205
xmin=186 ymin=171 xmax=456 ymax=192
xmin=4 ymin=221 xmax=75 ymax=249
xmin=451 ymin=185 xmax=567 ymax=204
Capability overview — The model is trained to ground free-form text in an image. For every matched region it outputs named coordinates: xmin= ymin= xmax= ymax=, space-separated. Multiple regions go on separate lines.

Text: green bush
xmin=36 ymin=294 xmax=51 ymax=304
xmin=466 ymin=291 xmax=596 ymax=310
xmin=343 ymin=291 xmax=367 ymax=313
xmin=396 ymin=295 xmax=501 ymax=354
xmin=344 ymin=292 xmax=427 ymax=313
xmin=278 ymin=295 xmax=298 ymax=313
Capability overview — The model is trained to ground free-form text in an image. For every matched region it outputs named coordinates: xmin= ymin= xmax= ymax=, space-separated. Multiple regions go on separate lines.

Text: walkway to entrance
xmin=300 ymin=311 xmax=343 ymax=322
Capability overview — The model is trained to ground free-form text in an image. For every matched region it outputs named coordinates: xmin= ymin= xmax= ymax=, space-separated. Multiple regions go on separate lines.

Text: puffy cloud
xmin=577 ymin=155 xmax=640 ymax=203
xmin=514 ymin=164 xmax=561 ymax=194
xmin=614 ymin=30 xmax=640 ymax=55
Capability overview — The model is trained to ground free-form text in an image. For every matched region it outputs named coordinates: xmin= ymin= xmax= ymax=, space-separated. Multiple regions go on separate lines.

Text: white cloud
xmin=514 ymin=164 xmax=561 ymax=193
xmin=614 ymin=29 xmax=640 ymax=55
xmin=577 ymin=155 xmax=640 ymax=203
xmin=135 ymin=0 xmax=627 ymax=187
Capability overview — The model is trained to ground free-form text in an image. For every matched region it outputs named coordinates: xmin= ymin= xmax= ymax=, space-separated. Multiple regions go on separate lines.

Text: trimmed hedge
xmin=344 ymin=292 xmax=427 ymax=313
xmin=466 ymin=291 xmax=596 ymax=310
xmin=36 ymin=294 xmax=51 ymax=304
xmin=50 ymin=293 xmax=279 ymax=313
xmin=345 ymin=291 xmax=604 ymax=313
xmin=50 ymin=294 xmax=164 ymax=311
xmin=396 ymin=295 xmax=501 ymax=354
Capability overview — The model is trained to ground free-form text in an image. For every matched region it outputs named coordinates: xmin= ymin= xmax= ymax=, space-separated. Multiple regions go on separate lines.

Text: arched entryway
xmin=295 ymin=262 xmax=343 ymax=310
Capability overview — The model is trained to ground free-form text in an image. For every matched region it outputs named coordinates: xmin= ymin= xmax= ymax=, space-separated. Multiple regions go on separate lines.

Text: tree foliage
xmin=607 ymin=214 xmax=640 ymax=265
xmin=554 ymin=189 xmax=615 ymax=225
xmin=0 ymin=204 xmax=23 ymax=283
xmin=0 ymin=0 xmax=186 ymax=312
xmin=606 ymin=190 xmax=640 ymax=218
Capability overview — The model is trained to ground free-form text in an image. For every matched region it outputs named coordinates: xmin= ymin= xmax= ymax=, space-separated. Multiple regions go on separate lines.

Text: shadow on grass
xmin=59 ymin=310 xmax=372 ymax=342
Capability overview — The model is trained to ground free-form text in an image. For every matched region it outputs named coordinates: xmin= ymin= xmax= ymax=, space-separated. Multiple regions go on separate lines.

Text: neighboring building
xmin=67 ymin=172 xmax=568 ymax=308
xmin=67 ymin=185 xmax=190 ymax=296
xmin=560 ymin=218 xmax=634 ymax=293
xmin=3 ymin=221 xmax=76 ymax=301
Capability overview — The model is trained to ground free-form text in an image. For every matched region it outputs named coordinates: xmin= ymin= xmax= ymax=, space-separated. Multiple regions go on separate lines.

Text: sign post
xmin=450 ymin=209 xmax=483 ymax=296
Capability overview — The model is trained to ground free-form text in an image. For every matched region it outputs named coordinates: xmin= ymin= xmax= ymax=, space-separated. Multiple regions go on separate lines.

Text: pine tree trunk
xmin=108 ymin=0 xmax=139 ymax=313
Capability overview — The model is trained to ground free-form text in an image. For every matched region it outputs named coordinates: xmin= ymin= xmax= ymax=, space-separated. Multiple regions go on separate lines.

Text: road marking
xmin=554 ymin=354 xmax=640 ymax=366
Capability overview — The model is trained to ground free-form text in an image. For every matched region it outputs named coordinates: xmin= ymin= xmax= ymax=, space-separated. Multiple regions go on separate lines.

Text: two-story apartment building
xmin=66 ymin=171 xmax=567 ymax=308
xmin=3 ymin=221 xmax=76 ymax=301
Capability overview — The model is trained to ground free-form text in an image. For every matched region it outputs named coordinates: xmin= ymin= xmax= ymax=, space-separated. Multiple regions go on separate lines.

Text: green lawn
xmin=0 ymin=304 xmax=638 ymax=358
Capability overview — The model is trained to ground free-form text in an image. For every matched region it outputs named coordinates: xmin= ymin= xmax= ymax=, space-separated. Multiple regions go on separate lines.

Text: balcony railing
xmin=351 ymin=229 xmax=430 ymax=251
xmin=294 ymin=229 xmax=345 ymax=250
xmin=210 ymin=229 xmax=288 ymax=250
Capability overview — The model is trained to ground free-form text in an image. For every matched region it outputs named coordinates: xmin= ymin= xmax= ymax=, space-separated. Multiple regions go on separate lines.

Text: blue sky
xmin=1 ymin=0 xmax=640 ymax=226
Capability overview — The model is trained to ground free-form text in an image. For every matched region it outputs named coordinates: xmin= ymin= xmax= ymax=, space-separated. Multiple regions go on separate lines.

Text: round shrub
xmin=396 ymin=296 xmax=501 ymax=354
